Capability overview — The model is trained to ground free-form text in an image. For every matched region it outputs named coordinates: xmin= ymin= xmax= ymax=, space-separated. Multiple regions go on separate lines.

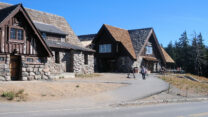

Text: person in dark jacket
xmin=141 ymin=66 xmax=147 ymax=80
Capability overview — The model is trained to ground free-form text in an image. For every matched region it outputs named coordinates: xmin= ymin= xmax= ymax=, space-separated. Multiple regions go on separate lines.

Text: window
xmin=84 ymin=54 xmax=88 ymax=65
xmin=42 ymin=33 xmax=47 ymax=40
xmin=27 ymin=58 xmax=33 ymax=62
xmin=99 ymin=44 xmax=112 ymax=53
xmin=10 ymin=28 xmax=23 ymax=41
xmin=55 ymin=51 xmax=60 ymax=63
xmin=10 ymin=28 xmax=16 ymax=39
xmin=0 ymin=57 xmax=5 ymax=61
xmin=17 ymin=30 xmax=23 ymax=40
xmin=146 ymin=46 xmax=153 ymax=55
xmin=38 ymin=57 xmax=46 ymax=63
xmin=61 ymin=37 xmax=65 ymax=42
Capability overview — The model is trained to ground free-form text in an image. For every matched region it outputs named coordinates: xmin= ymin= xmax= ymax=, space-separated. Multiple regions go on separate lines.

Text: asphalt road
xmin=1 ymin=101 xmax=208 ymax=117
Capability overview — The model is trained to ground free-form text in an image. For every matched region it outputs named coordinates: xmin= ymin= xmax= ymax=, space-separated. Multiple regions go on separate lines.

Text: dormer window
xmin=146 ymin=46 xmax=152 ymax=55
xmin=9 ymin=27 xmax=24 ymax=41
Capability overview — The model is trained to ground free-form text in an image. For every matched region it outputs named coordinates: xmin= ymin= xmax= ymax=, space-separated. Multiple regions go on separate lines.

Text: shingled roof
xmin=34 ymin=22 xmax=68 ymax=35
xmin=45 ymin=40 xmax=94 ymax=52
xmin=0 ymin=2 xmax=82 ymax=46
xmin=128 ymin=28 xmax=152 ymax=56
xmin=0 ymin=4 xmax=19 ymax=24
xmin=104 ymin=24 xmax=136 ymax=59
xmin=160 ymin=47 xmax=175 ymax=63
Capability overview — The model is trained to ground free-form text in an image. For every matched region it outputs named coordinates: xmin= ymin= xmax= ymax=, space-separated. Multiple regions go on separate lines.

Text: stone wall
xmin=21 ymin=56 xmax=51 ymax=81
xmin=45 ymin=50 xmax=72 ymax=75
xmin=73 ymin=51 xmax=94 ymax=74
xmin=0 ymin=55 xmax=10 ymax=81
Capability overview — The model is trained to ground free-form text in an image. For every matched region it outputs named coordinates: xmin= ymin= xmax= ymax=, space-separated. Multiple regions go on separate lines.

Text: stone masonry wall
xmin=0 ymin=55 xmax=10 ymax=81
xmin=45 ymin=51 xmax=71 ymax=75
xmin=21 ymin=56 xmax=51 ymax=81
xmin=73 ymin=51 xmax=94 ymax=74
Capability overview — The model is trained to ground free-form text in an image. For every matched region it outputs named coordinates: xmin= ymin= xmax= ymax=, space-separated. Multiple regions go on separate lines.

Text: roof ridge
xmin=0 ymin=2 xmax=64 ymax=18
xmin=128 ymin=27 xmax=153 ymax=31
xmin=103 ymin=24 xmax=127 ymax=31
xmin=78 ymin=34 xmax=97 ymax=37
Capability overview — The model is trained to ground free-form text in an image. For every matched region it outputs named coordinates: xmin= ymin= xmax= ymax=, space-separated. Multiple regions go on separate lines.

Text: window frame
xmin=8 ymin=26 xmax=25 ymax=43
xmin=0 ymin=55 xmax=6 ymax=63
xmin=145 ymin=45 xmax=153 ymax=55
xmin=99 ymin=44 xmax=112 ymax=53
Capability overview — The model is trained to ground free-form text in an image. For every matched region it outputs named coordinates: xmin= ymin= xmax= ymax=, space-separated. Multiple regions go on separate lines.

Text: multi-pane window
xmin=99 ymin=44 xmax=112 ymax=53
xmin=146 ymin=46 xmax=153 ymax=55
xmin=10 ymin=28 xmax=23 ymax=40
xmin=17 ymin=30 xmax=23 ymax=40
xmin=27 ymin=58 xmax=34 ymax=62
xmin=10 ymin=28 xmax=16 ymax=39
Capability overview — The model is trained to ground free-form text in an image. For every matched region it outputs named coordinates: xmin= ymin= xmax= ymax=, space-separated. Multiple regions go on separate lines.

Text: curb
xmin=115 ymin=97 xmax=208 ymax=107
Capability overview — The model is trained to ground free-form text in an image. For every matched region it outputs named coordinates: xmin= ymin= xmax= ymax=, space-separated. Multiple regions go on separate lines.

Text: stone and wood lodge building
xmin=79 ymin=24 xmax=175 ymax=73
xmin=0 ymin=3 xmax=94 ymax=81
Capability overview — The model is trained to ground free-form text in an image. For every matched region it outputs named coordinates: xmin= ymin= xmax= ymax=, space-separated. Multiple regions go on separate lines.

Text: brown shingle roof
xmin=160 ymin=47 xmax=175 ymax=63
xmin=104 ymin=24 xmax=136 ymax=59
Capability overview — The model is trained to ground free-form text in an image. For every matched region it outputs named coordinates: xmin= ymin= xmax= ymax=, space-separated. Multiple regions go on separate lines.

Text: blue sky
xmin=1 ymin=0 xmax=208 ymax=47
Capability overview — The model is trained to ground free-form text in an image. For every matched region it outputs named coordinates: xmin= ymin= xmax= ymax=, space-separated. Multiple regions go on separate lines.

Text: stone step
xmin=51 ymin=72 xmax=75 ymax=79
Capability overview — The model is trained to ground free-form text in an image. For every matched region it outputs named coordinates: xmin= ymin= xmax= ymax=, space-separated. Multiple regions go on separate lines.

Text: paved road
xmin=0 ymin=74 xmax=169 ymax=116
xmin=0 ymin=101 xmax=208 ymax=117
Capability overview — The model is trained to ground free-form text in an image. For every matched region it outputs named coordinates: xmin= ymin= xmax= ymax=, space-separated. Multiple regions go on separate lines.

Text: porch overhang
xmin=142 ymin=56 xmax=159 ymax=62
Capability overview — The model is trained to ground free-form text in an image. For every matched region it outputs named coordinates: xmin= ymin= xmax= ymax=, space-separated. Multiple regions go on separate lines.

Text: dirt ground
xmin=0 ymin=74 xmax=127 ymax=102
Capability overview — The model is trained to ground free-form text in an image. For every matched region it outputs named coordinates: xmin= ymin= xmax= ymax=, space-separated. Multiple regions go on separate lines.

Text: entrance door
xmin=10 ymin=55 xmax=21 ymax=80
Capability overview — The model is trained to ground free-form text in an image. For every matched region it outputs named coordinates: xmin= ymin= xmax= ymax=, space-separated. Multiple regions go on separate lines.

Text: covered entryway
xmin=141 ymin=56 xmax=159 ymax=72
xmin=10 ymin=55 xmax=21 ymax=81
xmin=97 ymin=58 xmax=116 ymax=72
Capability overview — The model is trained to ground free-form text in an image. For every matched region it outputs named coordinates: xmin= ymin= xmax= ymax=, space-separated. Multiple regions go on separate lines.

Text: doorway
xmin=10 ymin=55 xmax=21 ymax=80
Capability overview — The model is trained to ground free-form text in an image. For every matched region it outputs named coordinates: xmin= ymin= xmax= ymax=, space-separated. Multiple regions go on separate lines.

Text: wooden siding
xmin=0 ymin=11 xmax=48 ymax=57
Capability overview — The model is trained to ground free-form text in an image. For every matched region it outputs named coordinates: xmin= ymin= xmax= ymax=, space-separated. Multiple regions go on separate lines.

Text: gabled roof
xmin=45 ymin=40 xmax=95 ymax=52
xmin=160 ymin=47 xmax=175 ymax=63
xmin=0 ymin=4 xmax=52 ymax=56
xmin=0 ymin=2 xmax=82 ymax=46
xmin=34 ymin=22 xmax=68 ymax=35
xmin=128 ymin=28 xmax=152 ymax=56
xmin=103 ymin=24 xmax=136 ymax=59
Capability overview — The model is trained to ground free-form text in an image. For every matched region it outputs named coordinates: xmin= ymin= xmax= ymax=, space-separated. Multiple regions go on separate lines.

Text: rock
xmin=27 ymin=76 xmax=34 ymax=81
xmin=34 ymin=68 xmax=38 ymax=72
xmin=5 ymin=76 xmax=10 ymax=81
xmin=30 ymin=72 xmax=35 ymax=76
xmin=0 ymin=76 xmax=5 ymax=81
xmin=43 ymin=67 xmax=49 ymax=72
xmin=26 ymin=68 xmax=33 ymax=72
xmin=35 ymin=75 xmax=41 ymax=80
xmin=35 ymin=71 xmax=41 ymax=75
xmin=22 ymin=72 xmax=29 ymax=76
xmin=22 ymin=68 xmax=26 ymax=72
xmin=22 ymin=77 xmax=27 ymax=81
xmin=42 ymin=75 xmax=48 ymax=80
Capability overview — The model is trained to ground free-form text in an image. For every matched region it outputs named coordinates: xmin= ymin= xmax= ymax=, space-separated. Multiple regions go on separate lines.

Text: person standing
xmin=141 ymin=66 xmax=147 ymax=80
xmin=127 ymin=62 xmax=138 ymax=78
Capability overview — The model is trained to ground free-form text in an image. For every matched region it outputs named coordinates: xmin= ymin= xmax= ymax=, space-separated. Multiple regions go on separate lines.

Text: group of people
xmin=127 ymin=65 xmax=147 ymax=80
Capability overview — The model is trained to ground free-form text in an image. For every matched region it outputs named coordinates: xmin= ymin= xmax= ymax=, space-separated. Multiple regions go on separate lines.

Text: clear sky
xmin=1 ymin=0 xmax=208 ymax=47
